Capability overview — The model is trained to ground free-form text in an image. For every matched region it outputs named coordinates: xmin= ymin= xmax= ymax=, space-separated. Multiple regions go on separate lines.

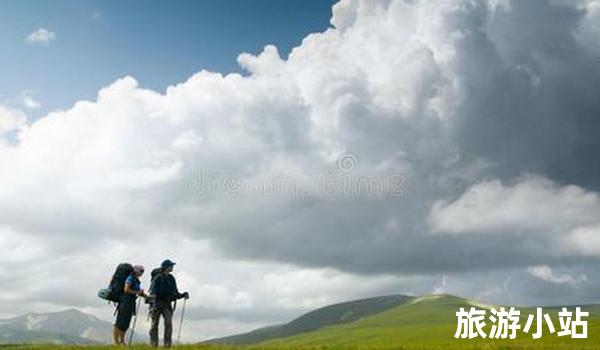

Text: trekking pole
xmin=128 ymin=298 xmax=142 ymax=346
xmin=176 ymin=298 xmax=187 ymax=344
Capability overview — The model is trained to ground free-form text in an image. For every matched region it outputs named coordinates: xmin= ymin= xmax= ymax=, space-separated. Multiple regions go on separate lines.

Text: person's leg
xmin=163 ymin=304 xmax=174 ymax=347
xmin=114 ymin=304 xmax=128 ymax=345
xmin=149 ymin=305 xmax=161 ymax=347
xmin=119 ymin=330 xmax=127 ymax=345
xmin=115 ymin=296 xmax=135 ymax=344
xmin=113 ymin=326 xmax=120 ymax=344
xmin=121 ymin=298 xmax=135 ymax=345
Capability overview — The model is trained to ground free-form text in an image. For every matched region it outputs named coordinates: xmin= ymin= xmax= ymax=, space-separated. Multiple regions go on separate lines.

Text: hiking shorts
xmin=114 ymin=295 xmax=136 ymax=332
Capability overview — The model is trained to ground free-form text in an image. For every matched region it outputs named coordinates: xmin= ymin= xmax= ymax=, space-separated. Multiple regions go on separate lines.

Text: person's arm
xmin=138 ymin=281 xmax=149 ymax=298
xmin=124 ymin=277 xmax=144 ymax=296
xmin=172 ymin=277 xmax=189 ymax=300
xmin=171 ymin=276 xmax=181 ymax=300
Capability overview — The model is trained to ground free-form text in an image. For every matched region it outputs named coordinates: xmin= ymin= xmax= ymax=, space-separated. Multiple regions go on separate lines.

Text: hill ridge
xmin=207 ymin=293 xmax=600 ymax=347
xmin=206 ymin=294 xmax=414 ymax=344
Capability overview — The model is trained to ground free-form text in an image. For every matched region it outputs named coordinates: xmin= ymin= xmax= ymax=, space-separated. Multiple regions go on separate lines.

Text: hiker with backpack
xmin=113 ymin=264 xmax=148 ymax=345
xmin=148 ymin=259 xmax=189 ymax=347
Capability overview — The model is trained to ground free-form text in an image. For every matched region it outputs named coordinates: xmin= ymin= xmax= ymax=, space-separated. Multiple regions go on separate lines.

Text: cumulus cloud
xmin=428 ymin=175 xmax=600 ymax=236
xmin=25 ymin=28 xmax=56 ymax=46
xmin=527 ymin=265 xmax=587 ymax=286
xmin=0 ymin=105 xmax=26 ymax=137
xmin=22 ymin=91 xmax=41 ymax=110
xmin=2 ymin=0 xmax=600 ymax=339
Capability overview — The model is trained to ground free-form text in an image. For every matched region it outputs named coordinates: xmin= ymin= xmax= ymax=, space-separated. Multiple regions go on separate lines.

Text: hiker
xmin=149 ymin=259 xmax=189 ymax=347
xmin=113 ymin=264 xmax=148 ymax=345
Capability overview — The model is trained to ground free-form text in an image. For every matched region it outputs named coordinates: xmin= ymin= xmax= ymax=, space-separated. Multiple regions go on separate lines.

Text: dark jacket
xmin=150 ymin=273 xmax=184 ymax=302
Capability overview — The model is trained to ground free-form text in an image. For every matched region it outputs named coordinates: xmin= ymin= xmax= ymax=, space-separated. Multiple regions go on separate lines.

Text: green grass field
xmin=257 ymin=295 xmax=600 ymax=349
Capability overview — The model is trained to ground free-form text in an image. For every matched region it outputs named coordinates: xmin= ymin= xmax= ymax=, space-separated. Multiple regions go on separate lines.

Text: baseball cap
xmin=161 ymin=259 xmax=176 ymax=269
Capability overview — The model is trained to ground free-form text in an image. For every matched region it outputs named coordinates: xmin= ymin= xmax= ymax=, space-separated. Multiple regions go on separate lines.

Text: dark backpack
xmin=148 ymin=267 xmax=163 ymax=303
xmin=150 ymin=267 xmax=162 ymax=281
xmin=105 ymin=263 xmax=133 ymax=302
xmin=151 ymin=271 xmax=176 ymax=301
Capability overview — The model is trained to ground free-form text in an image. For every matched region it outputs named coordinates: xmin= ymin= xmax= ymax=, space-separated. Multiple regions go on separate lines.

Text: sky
xmin=1 ymin=0 xmax=600 ymax=343
xmin=0 ymin=0 xmax=336 ymax=118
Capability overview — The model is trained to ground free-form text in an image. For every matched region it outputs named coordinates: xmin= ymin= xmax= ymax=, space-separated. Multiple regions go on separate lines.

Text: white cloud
xmin=428 ymin=175 xmax=600 ymax=236
xmin=0 ymin=105 xmax=26 ymax=137
xmin=22 ymin=91 xmax=41 ymax=110
xmin=432 ymin=275 xmax=449 ymax=294
xmin=560 ymin=224 xmax=600 ymax=257
xmin=25 ymin=28 xmax=56 ymax=46
xmin=527 ymin=265 xmax=587 ymax=286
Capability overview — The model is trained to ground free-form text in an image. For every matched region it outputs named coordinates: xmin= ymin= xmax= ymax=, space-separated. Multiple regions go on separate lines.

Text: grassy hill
xmin=207 ymin=294 xmax=412 ymax=344
xmin=258 ymin=294 xmax=600 ymax=349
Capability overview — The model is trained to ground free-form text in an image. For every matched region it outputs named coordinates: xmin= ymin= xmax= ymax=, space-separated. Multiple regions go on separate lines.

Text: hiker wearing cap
xmin=149 ymin=259 xmax=189 ymax=347
xmin=113 ymin=265 xmax=148 ymax=345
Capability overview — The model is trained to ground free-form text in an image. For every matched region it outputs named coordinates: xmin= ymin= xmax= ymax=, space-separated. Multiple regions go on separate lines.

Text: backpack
xmin=150 ymin=267 xmax=162 ymax=281
xmin=149 ymin=267 xmax=162 ymax=297
xmin=150 ymin=269 xmax=176 ymax=301
xmin=98 ymin=263 xmax=133 ymax=303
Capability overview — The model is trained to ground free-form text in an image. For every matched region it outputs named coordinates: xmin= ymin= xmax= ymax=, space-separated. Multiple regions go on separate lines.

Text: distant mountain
xmin=206 ymin=294 xmax=413 ymax=344
xmin=206 ymin=294 xmax=600 ymax=348
xmin=0 ymin=308 xmax=142 ymax=344
xmin=0 ymin=329 xmax=93 ymax=345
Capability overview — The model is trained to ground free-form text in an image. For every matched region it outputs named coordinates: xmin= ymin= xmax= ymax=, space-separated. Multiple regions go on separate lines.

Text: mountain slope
xmin=0 ymin=308 xmax=140 ymax=344
xmin=207 ymin=294 xmax=413 ymax=344
xmin=260 ymin=294 xmax=600 ymax=348
xmin=207 ymin=293 xmax=600 ymax=349
xmin=0 ymin=329 xmax=93 ymax=345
